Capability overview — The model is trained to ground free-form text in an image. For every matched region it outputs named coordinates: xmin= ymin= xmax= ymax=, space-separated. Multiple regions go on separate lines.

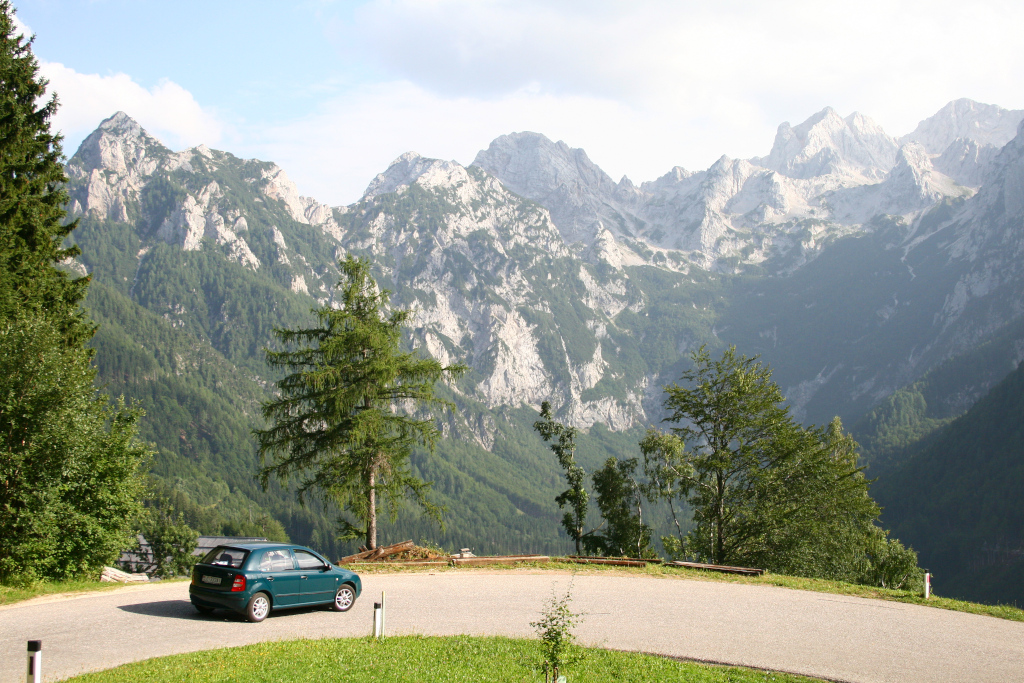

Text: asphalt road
xmin=2 ymin=572 xmax=1022 ymax=682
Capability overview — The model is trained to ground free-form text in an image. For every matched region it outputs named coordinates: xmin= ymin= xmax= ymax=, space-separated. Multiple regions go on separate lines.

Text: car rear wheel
xmin=246 ymin=592 xmax=271 ymax=623
xmin=331 ymin=584 xmax=356 ymax=612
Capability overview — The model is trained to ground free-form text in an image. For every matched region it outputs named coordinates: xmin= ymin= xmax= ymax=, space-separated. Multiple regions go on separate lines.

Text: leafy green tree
xmin=642 ymin=345 xmax=885 ymax=577
xmin=256 ymin=255 xmax=465 ymax=550
xmin=0 ymin=3 xmax=91 ymax=346
xmin=587 ymin=456 xmax=655 ymax=558
xmin=533 ymin=401 xmax=589 ymax=555
xmin=143 ymin=509 xmax=198 ymax=578
xmin=0 ymin=316 xmax=150 ymax=581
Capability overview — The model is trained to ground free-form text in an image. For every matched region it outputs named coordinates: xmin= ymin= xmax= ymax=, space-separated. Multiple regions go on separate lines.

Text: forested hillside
xmin=874 ymin=360 xmax=1024 ymax=605
xmin=62 ymin=109 xmax=1024 ymax=601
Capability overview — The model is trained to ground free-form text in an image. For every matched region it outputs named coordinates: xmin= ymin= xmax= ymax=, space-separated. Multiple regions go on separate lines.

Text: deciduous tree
xmin=533 ymin=402 xmax=589 ymax=555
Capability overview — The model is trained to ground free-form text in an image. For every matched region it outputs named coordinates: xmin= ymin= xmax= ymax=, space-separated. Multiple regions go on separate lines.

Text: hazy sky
xmin=16 ymin=0 xmax=1024 ymax=205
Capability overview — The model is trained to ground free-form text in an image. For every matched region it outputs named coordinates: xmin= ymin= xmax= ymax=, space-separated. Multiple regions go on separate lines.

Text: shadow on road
xmin=117 ymin=600 xmax=332 ymax=622
xmin=117 ymin=600 xmax=210 ymax=620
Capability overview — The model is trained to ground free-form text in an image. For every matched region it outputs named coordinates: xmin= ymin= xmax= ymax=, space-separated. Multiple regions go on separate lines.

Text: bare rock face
xmin=933 ymin=137 xmax=1001 ymax=189
xmin=472 ymin=132 xmax=642 ymax=247
xmin=901 ymin=99 xmax=1024 ymax=154
xmin=757 ymin=107 xmax=899 ymax=182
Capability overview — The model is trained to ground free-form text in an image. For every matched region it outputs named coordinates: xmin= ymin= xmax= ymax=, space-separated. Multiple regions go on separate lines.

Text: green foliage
xmin=530 ymin=583 xmax=582 ymax=671
xmin=0 ymin=3 xmax=91 ymax=347
xmin=644 ymin=345 xmax=904 ymax=584
xmin=257 ymin=255 xmax=466 ymax=549
xmin=586 ymin=457 xmax=655 ymax=558
xmin=875 ymin=360 xmax=1024 ymax=605
xmin=533 ymin=401 xmax=589 ymax=555
xmin=143 ymin=508 xmax=198 ymax=578
xmin=0 ymin=315 xmax=150 ymax=582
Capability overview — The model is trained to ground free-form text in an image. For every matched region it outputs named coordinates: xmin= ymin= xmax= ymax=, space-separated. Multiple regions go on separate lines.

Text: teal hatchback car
xmin=189 ymin=542 xmax=361 ymax=622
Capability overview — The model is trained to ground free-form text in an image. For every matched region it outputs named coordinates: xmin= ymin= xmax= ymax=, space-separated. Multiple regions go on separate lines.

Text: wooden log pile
xmin=100 ymin=566 xmax=149 ymax=583
xmin=450 ymin=554 xmax=549 ymax=567
xmin=563 ymin=556 xmax=651 ymax=567
xmin=666 ymin=560 xmax=765 ymax=576
xmin=338 ymin=540 xmax=415 ymax=564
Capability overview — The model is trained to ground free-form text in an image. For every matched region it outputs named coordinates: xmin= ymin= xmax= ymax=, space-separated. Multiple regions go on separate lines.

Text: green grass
xmin=356 ymin=559 xmax=1024 ymax=623
xmin=63 ymin=635 xmax=824 ymax=682
xmin=0 ymin=577 xmax=188 ymax=607
xmin=0 ymin=579 xmax=125 ymax=606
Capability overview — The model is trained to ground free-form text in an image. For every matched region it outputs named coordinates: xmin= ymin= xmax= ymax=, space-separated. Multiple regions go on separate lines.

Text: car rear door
xmin=294 ymin=549 xmax=336 ymax=605
xmin=261 ymin=548 xmax=302 ymax=607
xmin=194 ymin=547 xmax=249 ymax=594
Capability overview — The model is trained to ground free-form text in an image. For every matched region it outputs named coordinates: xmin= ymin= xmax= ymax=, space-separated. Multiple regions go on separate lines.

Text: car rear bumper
xmin=189 ymin=584 xmax=248 ymax=612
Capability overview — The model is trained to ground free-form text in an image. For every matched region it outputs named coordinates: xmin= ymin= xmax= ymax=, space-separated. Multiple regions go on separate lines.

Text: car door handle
xmin=300 ymin=575 xmax=307 ymax=579
xmin=267 ymin=577 xmax=274 ymax=581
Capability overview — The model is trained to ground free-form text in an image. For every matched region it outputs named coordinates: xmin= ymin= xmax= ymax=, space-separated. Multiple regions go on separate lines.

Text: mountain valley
xmin=64 ymin=99 xmax=1024 ymax=603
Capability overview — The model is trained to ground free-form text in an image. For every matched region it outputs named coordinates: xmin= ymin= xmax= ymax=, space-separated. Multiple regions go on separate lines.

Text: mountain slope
xmin=874 ymin=359 xmax=1024 ymax=605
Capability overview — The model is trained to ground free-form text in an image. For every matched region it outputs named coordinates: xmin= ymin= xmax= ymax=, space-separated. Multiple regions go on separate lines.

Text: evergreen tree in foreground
xmin=0 ymin=2 xmax=91 ymax=345
xmin=0 ymin=4 xmax=150 ymax=582
xmin=257 ymin=255 xmax=465 ymax=550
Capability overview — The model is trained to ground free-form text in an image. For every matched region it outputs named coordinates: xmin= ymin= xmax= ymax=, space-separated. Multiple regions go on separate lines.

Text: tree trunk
xmin=716 ymin=471 xmax=725 ymax=564
xmin=367 ymin=468 xmax=377 ymax=550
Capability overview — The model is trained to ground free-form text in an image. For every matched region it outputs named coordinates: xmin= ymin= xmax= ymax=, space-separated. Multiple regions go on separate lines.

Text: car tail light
xmin=231 ymin=575 xmax=246 ymax=592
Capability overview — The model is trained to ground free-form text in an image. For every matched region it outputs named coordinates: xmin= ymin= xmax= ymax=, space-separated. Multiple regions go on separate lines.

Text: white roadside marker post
xmin=373 ymin=601 xmax=382 ymax=638
xmin=924 ymin=572 xmax=932 ymax=599
xmin=381 ymin=590 xmax=386 ymax=637
xmin=26 ymin=640 xmax=41 ymax=683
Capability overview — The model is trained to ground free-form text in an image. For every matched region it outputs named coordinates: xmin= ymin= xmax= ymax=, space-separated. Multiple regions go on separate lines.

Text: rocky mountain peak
xmin=70 ymin=111 xmax=169 ymax=178
xmin=900 ymin=99 xmax=1024 ymax=154
xmin=758 ymin=107 xmax=898 ymax=181
xmin=363 ymin=151 xmax=471 ymax=199
xmin=471 ymin=131 xmax=631 ymax=246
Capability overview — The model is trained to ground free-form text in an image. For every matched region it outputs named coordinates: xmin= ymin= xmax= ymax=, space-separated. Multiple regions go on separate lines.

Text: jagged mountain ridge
xmin=58 ymin=103 xmax=1024 ymax=587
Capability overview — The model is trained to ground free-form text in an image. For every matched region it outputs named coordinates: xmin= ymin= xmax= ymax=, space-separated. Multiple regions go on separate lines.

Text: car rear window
xmin=200 ymin=547 xmax=249 ymax=568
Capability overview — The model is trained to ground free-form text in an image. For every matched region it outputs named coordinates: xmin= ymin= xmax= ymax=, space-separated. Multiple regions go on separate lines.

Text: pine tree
xmin=256 ymin=255 xmax=465 ymax=550
xmin=0 ymin=3 xmax=150 ymax=583
xmin=0 ymin=2 xmax=91 ymax=344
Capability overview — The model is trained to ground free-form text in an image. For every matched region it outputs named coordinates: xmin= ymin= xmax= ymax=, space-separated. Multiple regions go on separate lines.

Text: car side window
xmin=294 ymin=550 xmax=325 ymax=570
xmin=260 ymin=549 xmax=294 ymax=572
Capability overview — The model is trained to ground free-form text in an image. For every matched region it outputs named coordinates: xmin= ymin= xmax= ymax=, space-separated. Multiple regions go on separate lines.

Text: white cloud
xmin=40 ymin=62 xmax=224 ymax=155
xmin=341 ymin=0 xmax=1024 ymax=140
xmin=241 ymin=79 xmax=770 ymax=207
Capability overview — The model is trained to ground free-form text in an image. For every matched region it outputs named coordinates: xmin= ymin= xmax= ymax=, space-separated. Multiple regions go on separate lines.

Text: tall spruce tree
xmin=257 ymin=255 xmax=465 ymax=550
xmin=0 ymin=2 xmax=91 ymax=344
xmin=0 ymin=4 xmax=150 ymax=582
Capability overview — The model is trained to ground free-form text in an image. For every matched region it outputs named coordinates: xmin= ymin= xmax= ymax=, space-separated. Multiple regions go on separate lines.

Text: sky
xmin=14 ymin=0 xmax=1024 ymax=206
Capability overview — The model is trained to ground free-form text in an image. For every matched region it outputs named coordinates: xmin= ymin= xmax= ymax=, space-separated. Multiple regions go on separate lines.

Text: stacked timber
xmin=100 ymin=566 xmax=149 ymax=583
xmin=667 ymin=561 xmax=765 ymax=576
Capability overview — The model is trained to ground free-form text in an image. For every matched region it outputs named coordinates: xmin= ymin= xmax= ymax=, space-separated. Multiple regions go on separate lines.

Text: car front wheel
xmin=331 ymin=584 xmax=356 ymax=612
xmin=246 ymin=592 xmax=271 ymax=623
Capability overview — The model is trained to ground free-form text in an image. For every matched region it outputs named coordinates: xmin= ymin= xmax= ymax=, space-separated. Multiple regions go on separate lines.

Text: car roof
xmin=207 ymin=542 xmax=322 ymax=553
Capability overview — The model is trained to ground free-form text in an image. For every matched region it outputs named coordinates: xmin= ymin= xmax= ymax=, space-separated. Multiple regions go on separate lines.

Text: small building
xmin=119 ymin=535 xmax=268 ymax=574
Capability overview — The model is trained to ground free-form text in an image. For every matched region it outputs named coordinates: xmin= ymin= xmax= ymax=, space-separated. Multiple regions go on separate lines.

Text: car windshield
xmin=201 ymin=547 xmax=249 ymax=568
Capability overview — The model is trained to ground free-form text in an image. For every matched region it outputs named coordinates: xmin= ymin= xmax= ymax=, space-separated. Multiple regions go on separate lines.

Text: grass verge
xmin=62 ymin=635 xmax=825 ymax=683
xmin=0 ymin=577 xmax=188 ymax=607
xmin=356 ymin=558 xmax=1024 ymax=623
xmin=0 ymin=579 xmax=125 ymax=607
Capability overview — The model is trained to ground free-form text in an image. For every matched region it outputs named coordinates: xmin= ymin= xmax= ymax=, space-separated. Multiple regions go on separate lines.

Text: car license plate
xmin=201 ymin=575 xmax=221 ymax=585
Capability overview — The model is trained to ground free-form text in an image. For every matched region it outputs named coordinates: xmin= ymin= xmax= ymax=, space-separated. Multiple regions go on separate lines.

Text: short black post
xmin=27 ymin=640 xmax=42 ymax=683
